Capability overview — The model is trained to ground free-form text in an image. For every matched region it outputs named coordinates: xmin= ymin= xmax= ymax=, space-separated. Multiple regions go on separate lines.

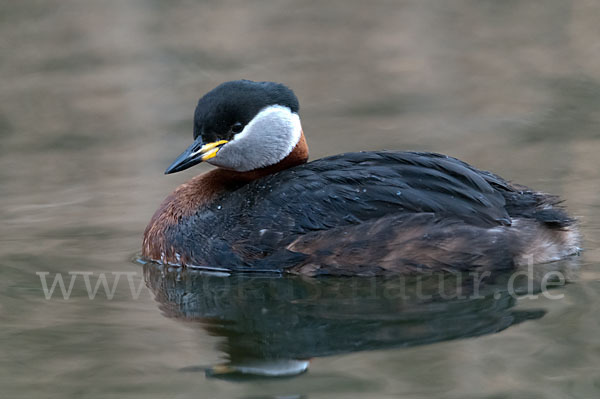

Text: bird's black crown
xmin=193 ymin=80 xmax=299 ymax=143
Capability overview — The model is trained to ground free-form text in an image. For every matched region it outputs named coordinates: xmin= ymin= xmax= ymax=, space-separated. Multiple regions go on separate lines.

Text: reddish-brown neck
xmin=142 ymin=131 xmax=309 ymax=262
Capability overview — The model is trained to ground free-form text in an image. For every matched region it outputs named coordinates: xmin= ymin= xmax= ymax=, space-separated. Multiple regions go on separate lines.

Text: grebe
xmin=143 ymin=80 xmax=579 ymax=276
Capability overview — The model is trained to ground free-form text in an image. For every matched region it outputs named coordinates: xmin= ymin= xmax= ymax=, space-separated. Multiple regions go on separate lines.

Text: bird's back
xmin=167 ymin=151 xmax=577 ymax=274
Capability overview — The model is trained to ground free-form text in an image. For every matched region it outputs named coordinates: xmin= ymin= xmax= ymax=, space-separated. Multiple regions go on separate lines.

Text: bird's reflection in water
xmin=143 ymin=263 xmax=569 ymax=379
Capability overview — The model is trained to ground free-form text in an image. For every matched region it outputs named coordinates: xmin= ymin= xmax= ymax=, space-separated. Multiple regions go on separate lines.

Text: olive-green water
xmin=2 ymin=1 xmax=600 ymax=398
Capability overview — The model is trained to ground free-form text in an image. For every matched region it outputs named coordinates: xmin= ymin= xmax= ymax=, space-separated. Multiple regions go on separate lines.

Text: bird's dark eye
xmin=231 ymin=122 xmax=243 ymax=134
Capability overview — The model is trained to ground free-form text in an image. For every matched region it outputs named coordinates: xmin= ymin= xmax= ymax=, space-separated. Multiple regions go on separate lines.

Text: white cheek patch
xmin=208 ymin=105 xmax=302 ymax=172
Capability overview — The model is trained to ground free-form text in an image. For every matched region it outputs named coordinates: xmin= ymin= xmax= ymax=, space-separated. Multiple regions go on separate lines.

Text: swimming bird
xmin=142 ymin=80 xmax=579 ymax=276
